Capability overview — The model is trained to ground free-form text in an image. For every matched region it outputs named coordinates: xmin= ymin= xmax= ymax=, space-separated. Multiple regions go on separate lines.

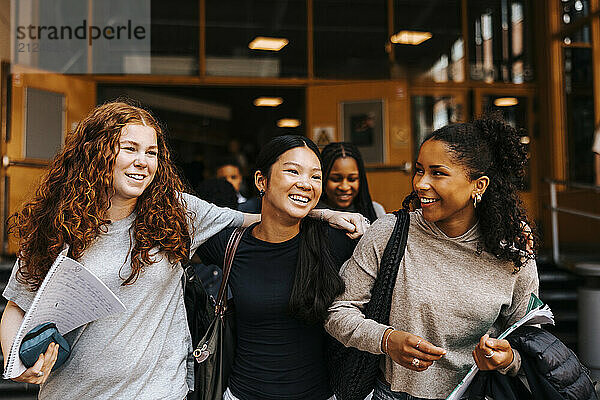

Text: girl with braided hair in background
xmin=325 ymin=115 xmax=538 ymax=400
xmin=318 ymin=142 xmax=386 ymax=223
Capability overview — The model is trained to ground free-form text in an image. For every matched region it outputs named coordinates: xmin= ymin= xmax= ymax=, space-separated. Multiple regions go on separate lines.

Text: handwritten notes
xmin=3 ymin=249 xmax=125 ymax=379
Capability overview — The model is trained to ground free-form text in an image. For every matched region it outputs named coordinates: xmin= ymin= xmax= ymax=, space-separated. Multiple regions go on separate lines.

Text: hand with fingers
xmin=472 ymin=334 xmax=514 ymax=371
xmin=382 ymin=329 xmax=446 ymax=372
xmin=12 ymin=342 xmax=59 ymax=384
xmin=322 ymin=210 xmax=370 ymax=239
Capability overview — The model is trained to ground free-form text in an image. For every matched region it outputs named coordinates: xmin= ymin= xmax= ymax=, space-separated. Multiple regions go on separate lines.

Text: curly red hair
xmin=10 ymin=101 xmax=191 ymax=289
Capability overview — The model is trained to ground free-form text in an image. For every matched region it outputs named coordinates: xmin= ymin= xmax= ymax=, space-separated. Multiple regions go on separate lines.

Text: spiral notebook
xmin=3 ymin=247 xmax=126 ymax=379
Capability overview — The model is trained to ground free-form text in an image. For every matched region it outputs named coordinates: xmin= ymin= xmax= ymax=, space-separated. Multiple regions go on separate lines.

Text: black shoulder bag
xmin=186 ymin=227 xmax=246 ymax=400
xmin=328 ymin=210 xmax=410 ymax=400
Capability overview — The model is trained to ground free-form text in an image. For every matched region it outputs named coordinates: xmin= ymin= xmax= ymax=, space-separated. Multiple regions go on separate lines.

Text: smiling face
xmin=325 ymin=157 xmax=360 ymax=209
xmin=413 ymin=139 xmax=488 ymax=237
xmin=256 ymin=146 xmax=322 ymax=222
xmin=111 ymin=124 xmax=158 ymax=206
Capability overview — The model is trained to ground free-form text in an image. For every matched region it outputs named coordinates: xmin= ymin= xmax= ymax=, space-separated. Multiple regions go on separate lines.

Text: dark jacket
xmin=467 ymin=326 xmax=597 ymax=400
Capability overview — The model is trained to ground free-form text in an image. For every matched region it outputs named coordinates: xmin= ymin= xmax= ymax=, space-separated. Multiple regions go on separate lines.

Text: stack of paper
xmin=445 ymin=294 xmax=554 ymax=400
xmin=3 ymin=248 xmax=126 ymax=379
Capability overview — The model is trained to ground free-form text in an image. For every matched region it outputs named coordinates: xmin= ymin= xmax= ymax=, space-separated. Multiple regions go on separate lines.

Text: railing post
xmin=549 ymin=182 xmax=560 ymax=264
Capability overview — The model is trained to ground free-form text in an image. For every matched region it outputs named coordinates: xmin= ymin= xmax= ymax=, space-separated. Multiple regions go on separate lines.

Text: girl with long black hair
xmin=0 ymin=103 xmax=365 ymax=399
xmin=319 ymin=142 xmax=385 ymax=222
xmin=197 ymin=135 xmax=356 ymax=400
xmin=326 ymin=115 xmax=539 ymax=400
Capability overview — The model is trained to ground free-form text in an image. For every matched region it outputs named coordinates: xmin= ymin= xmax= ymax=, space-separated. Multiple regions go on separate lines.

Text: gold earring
xmin=473 ymin=193 xmax=482 ymax=208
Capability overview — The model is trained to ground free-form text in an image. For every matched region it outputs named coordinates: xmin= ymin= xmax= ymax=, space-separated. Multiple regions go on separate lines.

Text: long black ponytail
xmin=255 ymin=135 xmax=345 ymax=324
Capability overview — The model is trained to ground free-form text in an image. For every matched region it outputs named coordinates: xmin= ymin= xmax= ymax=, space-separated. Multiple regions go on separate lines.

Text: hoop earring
xmin=473 ymin=193 xmax=482 ymax=208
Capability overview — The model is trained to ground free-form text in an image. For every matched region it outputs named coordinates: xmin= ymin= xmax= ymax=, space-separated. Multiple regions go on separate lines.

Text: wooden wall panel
xmin=307 ymin=81 xmax=413 ymax=211
xmin=3 ymin=73 xmax=96 ymax=254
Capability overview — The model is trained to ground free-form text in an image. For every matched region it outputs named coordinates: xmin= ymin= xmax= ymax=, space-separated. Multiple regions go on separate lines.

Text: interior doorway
xmin=98 ymin=84 xmax=305 ymax=198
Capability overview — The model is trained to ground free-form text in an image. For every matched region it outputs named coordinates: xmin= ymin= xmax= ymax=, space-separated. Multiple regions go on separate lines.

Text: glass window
xmin=561 ymin=0 xmax=590 ymax=30
xmin=393 ymin=0 xmax=464 ymax=82
xmin=205 ymin=0 xmax=307 ymax=78
xmin=314 ymin=0 xmax=389 ymax=79
xmin=25 ymin=88 xmax=65 ymax=160
xmin=411 ymin=95 xmax=464 ymax=157
xmin=149 ymin=0 xmax=198 ymax=75
xmin=563 ymin=47 xmax=595 ymax=183
xmin=562 ymin=25 xmax=591 ymax=45
xmin=468 ymin=0 xmax=534 ymax=83
xmin=13 ymin=0 xmax=152 ymax=74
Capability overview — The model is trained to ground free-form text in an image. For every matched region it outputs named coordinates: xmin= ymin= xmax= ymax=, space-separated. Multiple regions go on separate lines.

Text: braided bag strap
xmin=363 ymin=209 xmax=410 ymax=322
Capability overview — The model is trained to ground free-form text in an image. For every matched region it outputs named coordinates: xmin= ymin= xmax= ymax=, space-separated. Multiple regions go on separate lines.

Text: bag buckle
xmin=193 ymin=343 xmax=210 ymax=363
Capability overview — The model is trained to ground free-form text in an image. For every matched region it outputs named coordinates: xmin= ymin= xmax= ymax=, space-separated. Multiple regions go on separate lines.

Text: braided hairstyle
xmin=320 ymin=142 xmax=378 ymax=222
xmin=402 ymin=114 xmax=536 ymax=272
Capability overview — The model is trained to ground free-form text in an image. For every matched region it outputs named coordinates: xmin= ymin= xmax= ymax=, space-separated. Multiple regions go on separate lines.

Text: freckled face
xmin=413 ymin=139 xmax=478 ymax=236
xmin=258 ymin=147 xmax=323 ymax=221
xmin=325 ymin=157 xmax=360 ymax=209
xmin=111 ymin=124 xmax=158 ymax=204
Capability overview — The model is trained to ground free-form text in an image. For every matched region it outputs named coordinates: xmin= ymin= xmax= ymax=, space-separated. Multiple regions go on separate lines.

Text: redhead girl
xmin=0 ymin=102 xmax=366 ymax=399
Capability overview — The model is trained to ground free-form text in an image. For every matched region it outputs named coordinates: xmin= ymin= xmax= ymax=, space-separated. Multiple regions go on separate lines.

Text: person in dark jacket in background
xmin=467 ymin=325 xmax=598 ymax=400
xmin=193 ymin=178 xmax=239 ymax=298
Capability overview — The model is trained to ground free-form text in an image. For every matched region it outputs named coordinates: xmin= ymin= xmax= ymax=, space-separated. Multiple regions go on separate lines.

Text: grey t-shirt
xmin=3 ymin=193 xmax=243 ymax=399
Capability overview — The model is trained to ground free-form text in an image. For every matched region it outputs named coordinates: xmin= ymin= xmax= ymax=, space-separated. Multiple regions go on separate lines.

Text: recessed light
xmin=254 ymin=97 xmax=283 ymax=107
xmin=390 ymin=31 xmax=432 ymax=45
xmin=277 ymin=119 xmax=301 ymax=128
xmin=249 ymin=37 xmax=289 ymax=51
xmin=494 ymin=97 xmax=519 ymax=107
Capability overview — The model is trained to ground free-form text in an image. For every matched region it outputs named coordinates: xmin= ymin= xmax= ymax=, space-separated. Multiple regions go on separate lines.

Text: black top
xmin=197 ymin=223 xmax=355 ymax=400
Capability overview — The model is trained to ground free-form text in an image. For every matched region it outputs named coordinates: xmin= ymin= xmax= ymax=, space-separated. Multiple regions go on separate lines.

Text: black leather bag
xmin=183 ymin=264 xmax=214 ymax=351
xmin=328 ymin=210 xmax=410 ymax=400
xmin=189 ymin=227 xmax=245 ymax=400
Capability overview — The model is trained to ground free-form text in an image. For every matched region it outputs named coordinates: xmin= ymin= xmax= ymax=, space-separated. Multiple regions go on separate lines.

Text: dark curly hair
xmin=320 ymin=142 xmax=378 ymax=222
xmin=10 ymin=101 xmax=191 ymax=289
xmin=402 ymin=114 xmax=536 ymax=272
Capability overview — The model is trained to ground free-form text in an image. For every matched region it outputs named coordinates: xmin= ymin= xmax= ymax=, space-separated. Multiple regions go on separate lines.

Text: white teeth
xmin=420 ymin=198 xmax=438 ymax=204
xmin=289 ymin=194 xmax=309 ymax=204
xmin=126 ymin=174 xmax=145 ymax=181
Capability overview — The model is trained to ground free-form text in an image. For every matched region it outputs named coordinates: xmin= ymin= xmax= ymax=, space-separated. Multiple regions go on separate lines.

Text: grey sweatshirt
xmin=325 ymin=210 xmax=539 ymax=399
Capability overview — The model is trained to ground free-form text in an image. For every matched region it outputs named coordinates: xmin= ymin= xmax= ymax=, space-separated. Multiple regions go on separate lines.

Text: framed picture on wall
xmin=341 ymin=99 xmax=385 ymax=164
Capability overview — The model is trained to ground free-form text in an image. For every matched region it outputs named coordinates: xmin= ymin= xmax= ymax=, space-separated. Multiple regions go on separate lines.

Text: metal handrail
xmin=545 ymin=179 xmax=600 ymax=264
xmin=543 ymin=178 xmax=600 ymax=192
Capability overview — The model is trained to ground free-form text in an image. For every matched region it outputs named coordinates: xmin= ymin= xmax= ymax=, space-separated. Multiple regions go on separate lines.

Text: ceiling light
xmin=277 ymin=118 xmax=301 ymax=128
xmin=390 ymin=31 xmax=432 ymax=45
xmin=254 ymin=97 xmax=283 ymax=107
xmin=248 ymin=37 xmax=289 ymax=51
xmin=494 ymin=97 xmax=519 ymax=107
